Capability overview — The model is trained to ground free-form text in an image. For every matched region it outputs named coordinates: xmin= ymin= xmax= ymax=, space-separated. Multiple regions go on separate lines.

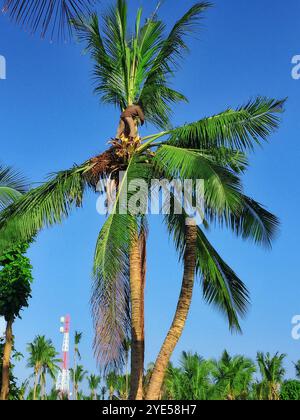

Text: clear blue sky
xmin=1 ymin=0 xmax=300 ymax=387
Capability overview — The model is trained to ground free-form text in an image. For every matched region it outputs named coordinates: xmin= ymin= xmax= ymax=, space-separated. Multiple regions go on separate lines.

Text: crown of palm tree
xmin=0 ymin=0 xmax=284 ymax=373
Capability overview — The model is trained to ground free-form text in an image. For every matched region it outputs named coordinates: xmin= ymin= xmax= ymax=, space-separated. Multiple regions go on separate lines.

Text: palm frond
xmin=165 ymin=209 xmax=250 ymax=332
xmin=0 ymin=164 xmax=28 ymax=210
xmin=74 ymin=1 xmax=207 ymax=128
xmin=2 ymin=0 xmax=97 ymax=40
xmin=0 ymin=163 xmax=92 ymax=250
xmin=153 ymin=145 xmax=243 ymax=214
xmin=167 ymin=97 xmax=285 ymax=151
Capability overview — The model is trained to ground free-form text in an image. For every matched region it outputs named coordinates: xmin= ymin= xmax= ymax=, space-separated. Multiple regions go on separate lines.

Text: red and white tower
xmin=56 ymin=315 xmax=70 ymax=398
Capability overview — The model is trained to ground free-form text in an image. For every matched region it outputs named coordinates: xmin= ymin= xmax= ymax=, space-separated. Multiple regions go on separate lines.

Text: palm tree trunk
xmin=33 ymin=368 xmax=39 ymax=400
xmin=146 ymin=223 xmax=197 ymax=400
xmin=73 ymin=353 xmax=77 ymax=400
xmin=128 ymin=231 xmax=145 ymax=400
xmin=0 ymin=319 xmax=13 ymax=400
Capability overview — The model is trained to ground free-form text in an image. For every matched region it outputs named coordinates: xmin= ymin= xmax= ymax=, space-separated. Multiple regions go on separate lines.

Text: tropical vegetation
xmin=0 ymin=0 xmax=292 ymax=402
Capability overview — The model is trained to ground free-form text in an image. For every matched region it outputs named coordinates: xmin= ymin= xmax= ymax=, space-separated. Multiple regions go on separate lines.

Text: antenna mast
xmin=56 ymin=315 xmax=71 ymax=398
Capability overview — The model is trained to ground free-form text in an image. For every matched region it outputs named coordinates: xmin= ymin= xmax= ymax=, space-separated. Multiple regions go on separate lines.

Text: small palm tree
xmin=70 ymin=365 xmax=87 ymax=400
xmin=87 ymin=374 xmax=101 ymax=400
xmin=100 ymin=386 xmax=107 ymax=400
xmin=256 ymin=352 xmax=286 ymax=400
xmin=73 ymin=331 xmax=82 ymax=400
xmin=106 ymin=371 xmax=118 ymax=400
xmin=27 ymin=335 xmax=60 ymax=400
xmin=212 ymin=350 xmax=256 ymax=400
xmin=164 ymin=352 xmax=213 ymax=400
xmin=295 ymin=360 xmax=300 ymax=379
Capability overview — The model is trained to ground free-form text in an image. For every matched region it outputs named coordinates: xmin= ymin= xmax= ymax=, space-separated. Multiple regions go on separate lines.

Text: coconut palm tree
xmin=73 ymin=331 xmax=82 ymax=399
xmin=295 ymin=360 xmax=300 ymax=379
xmin=100 ymin=386 xmax=107 ymax=400
xmin=106 ymin=371 xmax=118 ymax=400
xmin=0 ymin=0 xmax=283 ymax=400
xmin=1 ymin=0 xmax=98 ymax=39
xmin=87 ymin=374 xmax=101 ymax=400
xmin=256 ymin=352 xmax=286 ymax=400
xmin=70 ymin=365 xmax=87 ymax=400
xmin=27 ymin=335 xmax=60 ymax=400
xmin=164 ymin=352 xmax=214 ymax=400
xmin=212 ymin=350 xmax=256 ymax=400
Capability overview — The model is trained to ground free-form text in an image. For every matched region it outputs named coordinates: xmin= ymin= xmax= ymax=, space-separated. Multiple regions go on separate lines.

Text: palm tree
xmin=100 ymin=386 xmax=107 ymax=400
xmin=212 ymin=350 xmax=256 ymax=400
xmin=106 ymin=371 xmax=118 ymax=400
xmin=70 ymin=365 xmax=87 ymax=400
xmin=122 ymin=339 xmax=131 ymax=399
xmin=27 ymin=335 xmax=60 ymax=400
xmin=295 ymin=360 xmax=300 ymax=379
xmin=1 ymin=0 xmax=98 ymax=40
xmin=0 ymin=0 xmax=283 ymax=400
xmin=164 ymin=352 xmax=214 ymax=400
xmin=87 ymin=374 xmax=101 ymax=400
xmin=115 ymin=375 xmax=128 ymax=400
xmin=73 ymin=331 xmax=82 ymax=400
xmin=256 ymin=352 xmax=286 ymax=400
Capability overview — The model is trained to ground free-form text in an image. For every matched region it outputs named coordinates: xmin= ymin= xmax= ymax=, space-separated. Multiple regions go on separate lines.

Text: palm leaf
xmin=1 ymin=0 xmax=97 ymax=39
xmin=153 ymin=144 xmax=243 ymax=214
xmin=0 ymin=164 xmax=28 ymax=210
xmin=0 ymin=163 xmax=92 ymax=250
xmin=167 ymin=97 xmax=285 ymax=151
xmin=165 ymin=208 xmax=249 ymax=332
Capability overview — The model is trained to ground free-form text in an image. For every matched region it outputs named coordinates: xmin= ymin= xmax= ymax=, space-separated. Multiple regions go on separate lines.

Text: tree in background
xmin=280 ymin=380 xmax=300 ymax=401
xmin=212 ymin=350 xmax=256 ymax=400
xmin=257 ymin=352 xmax=286 ymax=400
xmin=27 ymin=335 xmax=60 ymax=400
xmin=73 ymin=331 xmax=83 ymax=400
xmin=106 ymin=371 xmax=118 ymax=400
xmin=0 ymin=242 xmax=33 ymax=400
xmin=87 ymin=374 xmax=101 ymax=400
xmin=164 ymin=352 xmax=214 ymax=400
xmin=295 ymin=360 xmax=300 ymax=379
xmin=70 ymin=365 xmax=87 ymax=400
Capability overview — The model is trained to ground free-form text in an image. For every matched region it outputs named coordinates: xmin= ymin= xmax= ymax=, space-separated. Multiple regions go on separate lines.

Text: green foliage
xmin=256 ymin=352 xmax=286 ymax=400
xmin=27 ymin=335 xmax=61 ymax=400
xmin=212 ymin=350 xmax=256 ymax=400
xmin=164 ymin=352 xmax=214 ymax=400
xmin=0 ymin=165 xmax=28 ymax=210
xmin=280 ymin=380 xmax=300 ymax=401
xmin=73 ymin=1 xmax=211 ymax=128
xmin=0 ymin=242 xmax=33 ymax=322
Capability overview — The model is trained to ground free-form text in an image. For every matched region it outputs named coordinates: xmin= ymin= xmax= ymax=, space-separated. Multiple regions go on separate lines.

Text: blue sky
xmin=1 ymin=0 xmax=300 ymax=388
